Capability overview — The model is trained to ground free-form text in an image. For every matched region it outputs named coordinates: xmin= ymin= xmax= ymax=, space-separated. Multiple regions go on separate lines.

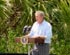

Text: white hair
xmin=35 ymin=11 xmax=45 ymax=17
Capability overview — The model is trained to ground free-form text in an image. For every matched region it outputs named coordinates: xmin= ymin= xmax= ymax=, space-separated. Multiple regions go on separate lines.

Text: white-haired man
xmin=28 ymin=11 xmax=52 ymax=55
xmin=15 ymin=10 xmax=52 ymax=55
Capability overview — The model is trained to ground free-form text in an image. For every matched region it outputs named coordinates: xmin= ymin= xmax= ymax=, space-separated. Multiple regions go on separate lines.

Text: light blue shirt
xmin=28 ymin=20 xmax=52 ymax=44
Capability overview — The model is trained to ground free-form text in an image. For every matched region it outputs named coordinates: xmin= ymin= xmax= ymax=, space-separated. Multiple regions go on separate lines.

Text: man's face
xmin=35 ymin=14 xmax=44 ymax=24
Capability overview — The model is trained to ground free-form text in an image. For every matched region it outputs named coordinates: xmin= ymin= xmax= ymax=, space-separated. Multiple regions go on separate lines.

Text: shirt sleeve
xmin=44 ymin=24 xmax=52 ymax=40
xmin=28 ymin=23 xmax=35 ymax=37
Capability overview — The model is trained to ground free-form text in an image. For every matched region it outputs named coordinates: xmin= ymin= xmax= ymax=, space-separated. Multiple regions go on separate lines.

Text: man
xmin=15 ymin=10 xmax=52 ymax=55
xmin=27 ymin=11 xmax=52 ymax=55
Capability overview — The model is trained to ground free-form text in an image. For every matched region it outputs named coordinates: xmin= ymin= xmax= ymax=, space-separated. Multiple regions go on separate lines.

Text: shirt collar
xmin=37 ymin=20 xmax=45 ymax=25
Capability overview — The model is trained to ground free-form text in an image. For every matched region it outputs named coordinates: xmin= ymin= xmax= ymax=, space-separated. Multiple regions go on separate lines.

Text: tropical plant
xmin=0 ymin=0 xmax=70 ymax=55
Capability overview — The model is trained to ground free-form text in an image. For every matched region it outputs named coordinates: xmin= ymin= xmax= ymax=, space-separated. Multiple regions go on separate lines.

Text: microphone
xmin=23 ymin=25 xmax=28 ymax=35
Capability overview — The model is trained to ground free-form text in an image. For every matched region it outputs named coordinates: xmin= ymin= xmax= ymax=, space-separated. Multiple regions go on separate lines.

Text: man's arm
xmin=44 ymin=24 xmax=52 ymax=43
xmin=32 ymin=36 xmax=45 ymax=40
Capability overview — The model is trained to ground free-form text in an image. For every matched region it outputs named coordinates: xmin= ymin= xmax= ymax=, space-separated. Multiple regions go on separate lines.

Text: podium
xmin=21 ymin=37 xmax=45 ymax=55
xmin=15 ymin=36 xmax=45 ymax=55
xmin=28 ymin=38 xmax=35 ymax=43
xmin=28 ymin=37 xmax=44 ymax=44
xmin=21 ymin=37 xmax=45 ymax=44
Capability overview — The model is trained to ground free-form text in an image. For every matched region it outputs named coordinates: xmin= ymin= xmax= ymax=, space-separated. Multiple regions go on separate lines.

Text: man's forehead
xmin=35 ymin=14 xmax=40 ymax=16
xmin=35 ymin=13 xmax=42 ymax=16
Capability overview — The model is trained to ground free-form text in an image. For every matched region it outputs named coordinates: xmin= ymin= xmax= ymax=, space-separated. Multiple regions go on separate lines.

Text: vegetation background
xmin=0 ymin=0 xmax=70 ymax=55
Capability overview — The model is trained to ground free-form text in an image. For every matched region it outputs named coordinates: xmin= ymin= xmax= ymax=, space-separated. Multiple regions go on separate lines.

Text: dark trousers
xmin=31 ymin=43 xmax=50 ymax=55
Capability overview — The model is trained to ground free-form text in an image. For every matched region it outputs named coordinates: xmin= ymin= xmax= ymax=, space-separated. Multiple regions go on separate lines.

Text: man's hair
xmin=35 ymin=10 xmax=45 ymax=17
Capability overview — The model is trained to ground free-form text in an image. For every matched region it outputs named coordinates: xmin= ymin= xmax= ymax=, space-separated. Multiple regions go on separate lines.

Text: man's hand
xmin=32 ymin=36 xmax=45 ymax=39
xmin=38 ymin=36 xmax=45 ymax=39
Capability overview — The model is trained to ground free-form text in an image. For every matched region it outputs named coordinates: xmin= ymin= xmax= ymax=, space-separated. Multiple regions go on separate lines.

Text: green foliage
xmin=0 ymin=0 xmax=70 ymax=55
